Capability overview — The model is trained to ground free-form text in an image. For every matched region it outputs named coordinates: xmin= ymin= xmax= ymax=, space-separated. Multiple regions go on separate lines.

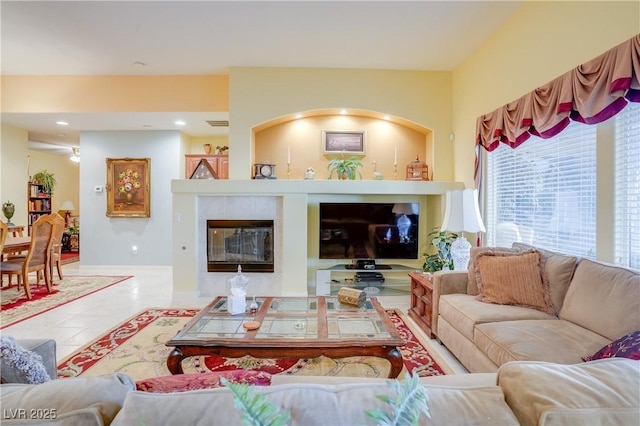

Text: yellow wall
xmin=229 ymin=67 xmax=453 ymax=180
xmin=452 ymin=1 xmax=640 ymax=187
xmin=0 ymin=123 xmax=79 ymax=227
xmin=255 ymin=114 xmax=430 ymax=180
xmin=1 ymin=75 xmax=228 ymax=112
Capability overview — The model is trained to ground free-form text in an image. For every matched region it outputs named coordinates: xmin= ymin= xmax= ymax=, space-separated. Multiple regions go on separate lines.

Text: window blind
xmin=614 ymin=103 xmax=640 ymax=269
xmin=485 ymin=121 xmax=597 ymax=258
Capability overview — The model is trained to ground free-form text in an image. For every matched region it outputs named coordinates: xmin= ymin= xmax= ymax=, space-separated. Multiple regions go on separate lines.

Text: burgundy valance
xmin=476 ymin=34 xmax=640 ymax=151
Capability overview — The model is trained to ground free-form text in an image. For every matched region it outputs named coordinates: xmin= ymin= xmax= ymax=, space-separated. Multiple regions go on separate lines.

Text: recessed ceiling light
xmin=56 ymin=121 xmax=69 ymax=126
xmin=340 ymin=110 xmax=348 ymax=115
xmin=175 ymin=120 xmax=186 ymax=126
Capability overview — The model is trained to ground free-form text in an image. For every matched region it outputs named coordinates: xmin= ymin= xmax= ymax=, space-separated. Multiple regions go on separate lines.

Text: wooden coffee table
xmin=166 ymin=296 xmax=405 ymax=378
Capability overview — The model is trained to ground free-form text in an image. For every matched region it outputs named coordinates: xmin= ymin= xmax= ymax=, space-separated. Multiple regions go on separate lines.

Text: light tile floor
xmin=2 ymin=262 xmax=467 ymax=373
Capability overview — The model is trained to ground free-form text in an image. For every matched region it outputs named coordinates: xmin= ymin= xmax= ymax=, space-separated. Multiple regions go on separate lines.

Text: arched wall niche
xmin=252 ymin=108 xmax=434 ymax=180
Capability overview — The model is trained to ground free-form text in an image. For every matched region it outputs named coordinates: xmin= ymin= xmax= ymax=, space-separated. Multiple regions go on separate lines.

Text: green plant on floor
xmin=221 ymin=377 xmax=290 ymax=426
xmin=327 ymin=152 xmax=363 ymax=180
xmin=221 ymin=369 xmax=429 ymax=426
xmin=365 ymin=370 xmax=431 ymax=426
xmin=32 ymin=170 xmax=57 ymax=195
xmin=422 ymin=228 xmax=458 ymax=272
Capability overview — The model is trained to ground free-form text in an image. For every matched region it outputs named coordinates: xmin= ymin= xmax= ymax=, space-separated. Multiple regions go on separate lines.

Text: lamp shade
xmin=440 ymin=189 xmax=486 ymax=233
xmin=392 ymin=203 xmax=419 ymax=215
xmin=60 ymin=200 xmax=75 ymax=211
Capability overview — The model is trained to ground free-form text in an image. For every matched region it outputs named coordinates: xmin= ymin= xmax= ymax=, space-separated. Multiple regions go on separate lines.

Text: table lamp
xmin=441 ymin=189 xmax=486 ymax=270
xmin=59 ymin=200 xmax=76 ymax=227
xmin=392 ymin=203 xmax=419 ymax=243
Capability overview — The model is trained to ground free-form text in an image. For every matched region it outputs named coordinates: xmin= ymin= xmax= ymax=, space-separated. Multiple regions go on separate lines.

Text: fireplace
xmin=206 ymin=220 xmax=274 ymax=272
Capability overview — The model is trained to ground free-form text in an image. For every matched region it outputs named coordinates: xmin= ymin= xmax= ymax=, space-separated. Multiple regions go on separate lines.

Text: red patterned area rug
xmin=60 ymin=251 xmax=80 ymax=264
xmin=57 ymin=308 xmax=449 ymax=381
xmin=1 ymin=275 xmax=132 ymax=329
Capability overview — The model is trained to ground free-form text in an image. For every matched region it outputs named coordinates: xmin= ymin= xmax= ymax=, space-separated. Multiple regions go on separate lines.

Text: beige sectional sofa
xmin=432 ymin=244 xmax=640 ymax=373
xmin=1 ymin=358 xmax=639 ymax=425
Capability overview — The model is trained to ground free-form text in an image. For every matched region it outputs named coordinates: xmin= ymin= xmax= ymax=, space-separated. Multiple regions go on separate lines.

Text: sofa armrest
xmin=432 ymin=270 xmax=469 ymax=338
xmin=1 ymin=339 xmax=57 ymax=383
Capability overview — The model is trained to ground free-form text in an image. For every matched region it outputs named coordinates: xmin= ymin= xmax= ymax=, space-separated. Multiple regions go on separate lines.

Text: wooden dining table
xmin=2 ymin=236 xmax=31 ymax=255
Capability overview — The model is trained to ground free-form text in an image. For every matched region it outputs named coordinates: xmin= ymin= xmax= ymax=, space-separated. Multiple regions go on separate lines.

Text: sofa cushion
xmin=1 ymin=373 xmax=135 ymax=425
xmin=583 ymin=329 xmax=640 ymax=361
xmin=475 ymin=319 xmax=610 ymax=367
xmin=512 ymin=243 xmax=578 ymax=314
xmin=497 ymin=358 xmax=640 ymax=426
xmin=136 ymin=370 xmax=272 ymax=393
xmin=439 ymin=294 xmax=552 ymax=341
xmin=112 ymin=382 xmax=519 ymax=425
xmin=559 ymin=259 xmax=640 ymax=340
xmin=467 ymin=246 xmax=521 ymax=295
xmin=474 ymin=250 xmax=554 ymax=315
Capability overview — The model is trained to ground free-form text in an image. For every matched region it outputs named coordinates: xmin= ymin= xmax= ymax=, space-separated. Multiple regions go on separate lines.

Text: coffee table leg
xmin=167 ymin=347 xmax=185 ymax=375
xmin=387 ymin=347 xmax=403 ymax=378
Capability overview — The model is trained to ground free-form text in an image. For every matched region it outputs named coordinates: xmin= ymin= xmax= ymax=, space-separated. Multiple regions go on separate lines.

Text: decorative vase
xmin=2 ymin=201 xmax=15 ymax=225
xmin=203 ymin=144 xmax=212 ymax=154
xmin=125 ymin=192 xmax=133 ymax=204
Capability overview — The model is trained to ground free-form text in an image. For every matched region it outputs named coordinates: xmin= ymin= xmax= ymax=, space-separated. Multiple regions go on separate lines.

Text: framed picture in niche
xmin=106 ymin=157 xmax=151 ymax=218
xmin=322 ymin=130 xmax=366 ymax=155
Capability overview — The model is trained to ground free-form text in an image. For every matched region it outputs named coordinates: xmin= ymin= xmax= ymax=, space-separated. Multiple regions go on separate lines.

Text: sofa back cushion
xmin=559 ymin=259 xmax=640 ymax=340
xmin=512 ymin=243 xmax=578 ymax=314
xmin=112 ymin=382 xmax=520 ymax=426
xmin=497 ymin=358 xmax=640 ymax=426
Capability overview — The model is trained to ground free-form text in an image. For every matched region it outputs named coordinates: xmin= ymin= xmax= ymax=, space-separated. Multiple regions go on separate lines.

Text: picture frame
xmin=106 ymin=158 xmax=150 ymax=218
xmin=322 ymin=130 xmax=366 ymax=155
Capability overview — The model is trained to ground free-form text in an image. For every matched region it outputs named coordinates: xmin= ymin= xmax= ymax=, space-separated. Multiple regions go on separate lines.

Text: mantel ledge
xmin=171 ymin=179 xmax=465 ymax=195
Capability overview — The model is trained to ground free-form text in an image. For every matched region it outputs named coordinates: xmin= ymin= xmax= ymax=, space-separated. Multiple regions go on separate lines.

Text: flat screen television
xmin=319 ymin=202 xmax=419 ymax=260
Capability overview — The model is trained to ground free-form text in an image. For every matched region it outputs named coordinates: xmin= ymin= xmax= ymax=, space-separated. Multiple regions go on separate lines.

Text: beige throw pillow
xmin=468 ymin=246 xmax=523 ymax=295
xmin=475 ymin=250 xmax=554 ymax=315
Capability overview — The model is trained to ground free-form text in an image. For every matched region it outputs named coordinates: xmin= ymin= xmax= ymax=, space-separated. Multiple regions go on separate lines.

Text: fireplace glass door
xmin=207 ymin=220 xmax=274 ymax=272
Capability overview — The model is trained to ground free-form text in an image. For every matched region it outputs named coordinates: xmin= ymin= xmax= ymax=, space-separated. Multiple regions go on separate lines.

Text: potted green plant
xmin=32 ymin=170 xmax=57 ymax=195
xmin=327 ymin=152 xmax=363 ymax=180
xmin=422 ymin=228 xmax=458 ymax=272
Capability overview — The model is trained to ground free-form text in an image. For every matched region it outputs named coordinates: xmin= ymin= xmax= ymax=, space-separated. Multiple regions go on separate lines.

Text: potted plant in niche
xmin=32 ymin=170 xmax=57 ymax=195
xmin=327 ymin=152 xmax=364 ymax=180
xmin=422 ymin=227 xmax=458 ymax=273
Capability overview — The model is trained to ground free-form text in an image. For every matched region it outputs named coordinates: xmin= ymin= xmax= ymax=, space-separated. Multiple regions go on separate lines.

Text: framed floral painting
xmin=106 ymin=158 xmax=150 ymax=217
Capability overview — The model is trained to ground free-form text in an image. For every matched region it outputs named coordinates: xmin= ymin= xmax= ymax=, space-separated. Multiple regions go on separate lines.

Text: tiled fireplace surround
xmin=171 ymin=180 xmax=462 ymax=297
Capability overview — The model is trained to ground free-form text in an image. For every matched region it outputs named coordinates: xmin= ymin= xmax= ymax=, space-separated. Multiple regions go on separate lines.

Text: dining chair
xmin=48 ymin=213 xmax=66 ymax=280
xmin=0 ymin=214 xmax=60 ymax=299
xmin=0 ymin=221 xmax=8 ymax=256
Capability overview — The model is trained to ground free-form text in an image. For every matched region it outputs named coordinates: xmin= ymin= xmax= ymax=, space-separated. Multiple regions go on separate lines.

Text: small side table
xmin=408 ymin=272 xmax=435 ymax=339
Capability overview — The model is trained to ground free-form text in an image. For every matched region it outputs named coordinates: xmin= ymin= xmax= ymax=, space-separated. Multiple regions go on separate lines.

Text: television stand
xmin=315 ymin=264 xmax=416 ymax=296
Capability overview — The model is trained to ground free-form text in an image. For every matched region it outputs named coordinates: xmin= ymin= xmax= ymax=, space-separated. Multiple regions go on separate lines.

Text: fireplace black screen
xmin=207 ymin=220 xmax=274 ymax=272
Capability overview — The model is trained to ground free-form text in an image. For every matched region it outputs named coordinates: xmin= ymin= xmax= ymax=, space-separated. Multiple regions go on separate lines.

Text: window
xmin=615 ymin=103 xmax=640 ymax=269
xmin=485 ymin=121 xmax=597 ymax=258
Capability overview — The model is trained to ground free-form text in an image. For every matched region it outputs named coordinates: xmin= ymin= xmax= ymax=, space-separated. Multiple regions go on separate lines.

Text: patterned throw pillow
xmin=136 ymin=370 xmax=272 ymax=393
xmin=474 ymin=250 xmax=554 ymax=315
xmin=583 ymin=330 xmax=640 ymax=361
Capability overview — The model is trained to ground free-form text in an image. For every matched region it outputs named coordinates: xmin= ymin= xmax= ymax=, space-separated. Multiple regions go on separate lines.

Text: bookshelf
xmin=27 ymin=182 xmax=52 ymax=235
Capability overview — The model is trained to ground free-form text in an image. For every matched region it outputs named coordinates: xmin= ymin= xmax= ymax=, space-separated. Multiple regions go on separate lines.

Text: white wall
xmin=80 ymin=131 xmax=180 ymax=266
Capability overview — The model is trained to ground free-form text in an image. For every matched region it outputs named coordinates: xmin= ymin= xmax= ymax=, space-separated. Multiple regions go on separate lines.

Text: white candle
xmin=287 ymin=146 xmax=291 ymax=164
xmin=394 ymin=146 xmax=397 ymax=165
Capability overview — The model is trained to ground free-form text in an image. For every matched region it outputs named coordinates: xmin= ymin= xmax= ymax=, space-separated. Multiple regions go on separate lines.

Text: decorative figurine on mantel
xmin=405 ymin=155 xmax=430 ymax=181
xmin=371 ymin=161 xmax=384 ymax=180
xmin=304 ymin=167 xmax=316 ymax=180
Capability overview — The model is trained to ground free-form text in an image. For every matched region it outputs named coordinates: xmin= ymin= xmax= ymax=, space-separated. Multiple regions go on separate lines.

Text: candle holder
xmin=394 ymin=164 xmax=398 ymax=180
xmin=287 ymin=163 xmax=291 ymax=180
